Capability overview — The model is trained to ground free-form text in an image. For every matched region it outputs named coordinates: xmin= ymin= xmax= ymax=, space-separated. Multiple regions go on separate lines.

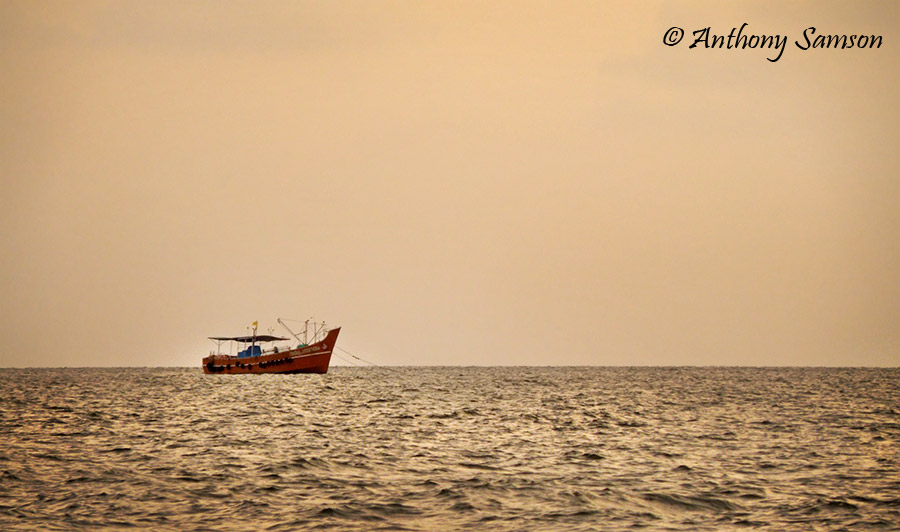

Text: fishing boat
xmin=202 ymin=319 xmax=340 ymax=374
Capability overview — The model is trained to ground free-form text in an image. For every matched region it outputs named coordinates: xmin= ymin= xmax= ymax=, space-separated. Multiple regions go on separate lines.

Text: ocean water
xmin=1 ymin=367 xmax=898 ymax=531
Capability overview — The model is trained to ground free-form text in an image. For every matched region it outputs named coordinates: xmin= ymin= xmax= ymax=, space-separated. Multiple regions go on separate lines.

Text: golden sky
xmin=1 ymin=1 xmax=898 ymax=366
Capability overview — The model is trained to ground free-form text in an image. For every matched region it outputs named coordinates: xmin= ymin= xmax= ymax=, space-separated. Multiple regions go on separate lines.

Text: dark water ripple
xmin=1 ymin=367 xmax=898 ymax=531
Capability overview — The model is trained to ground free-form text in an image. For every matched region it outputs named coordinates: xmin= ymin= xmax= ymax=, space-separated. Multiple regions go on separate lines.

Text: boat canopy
xmin=208 ymin=335 xmax=288 ymax=343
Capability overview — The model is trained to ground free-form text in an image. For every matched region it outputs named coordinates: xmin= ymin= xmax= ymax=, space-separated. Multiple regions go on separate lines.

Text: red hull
xmin=202 ymin=327 xmax=340 ymax=375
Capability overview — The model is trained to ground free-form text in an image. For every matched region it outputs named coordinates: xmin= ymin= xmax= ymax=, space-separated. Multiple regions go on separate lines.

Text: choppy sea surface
xmin=1 ymin=367 xmax=898 ymax=531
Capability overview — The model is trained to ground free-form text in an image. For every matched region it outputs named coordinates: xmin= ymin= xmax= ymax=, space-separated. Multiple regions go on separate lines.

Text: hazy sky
xmin=2 ymin=1 xmax=898 ymax=367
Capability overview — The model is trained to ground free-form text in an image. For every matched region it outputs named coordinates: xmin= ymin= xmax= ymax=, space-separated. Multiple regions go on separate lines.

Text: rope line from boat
xmin=336 ymin=346 xmax=396 ymax=371
xmin=331 ymin=351 xmax=364 ymax=367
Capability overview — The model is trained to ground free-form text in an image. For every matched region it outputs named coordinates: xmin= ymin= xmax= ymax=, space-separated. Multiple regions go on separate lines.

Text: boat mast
xmin=277 ymin=318 xmax=304 ymax=346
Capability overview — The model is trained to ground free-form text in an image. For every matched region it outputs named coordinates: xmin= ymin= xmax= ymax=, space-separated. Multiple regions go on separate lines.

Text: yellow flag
xmin=252 ymin=321 xmax=258 ymax=328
